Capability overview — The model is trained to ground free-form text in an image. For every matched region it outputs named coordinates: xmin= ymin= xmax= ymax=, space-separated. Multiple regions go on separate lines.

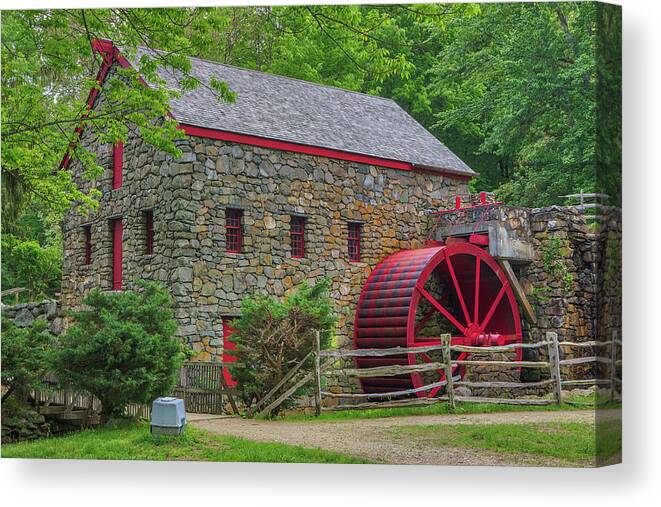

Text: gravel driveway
xmin=189 ymin=409 xmax=620 ymax=466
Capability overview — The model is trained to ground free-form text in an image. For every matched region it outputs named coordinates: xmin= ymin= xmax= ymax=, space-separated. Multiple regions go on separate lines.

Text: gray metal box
xmin=150 ymin=397 xmax=186 ymax=436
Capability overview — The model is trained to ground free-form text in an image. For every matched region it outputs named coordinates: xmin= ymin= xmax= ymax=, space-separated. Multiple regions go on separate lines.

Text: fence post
xmin=313 ymin=330 xmax=322 ymax=417
xmin=610 ymin=330 xmax=618 ymax=403
xmin=441 ymin=333 xmax=455 ymax=409
xmin=546 ymin=332 xmax=563 ymax=405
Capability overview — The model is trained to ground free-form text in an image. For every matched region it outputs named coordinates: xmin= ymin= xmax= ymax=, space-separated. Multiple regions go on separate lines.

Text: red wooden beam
xmin=60 ymin=39 xmax=473 ymax=182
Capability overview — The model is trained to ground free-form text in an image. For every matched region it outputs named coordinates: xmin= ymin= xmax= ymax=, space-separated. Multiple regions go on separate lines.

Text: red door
xmin=222 ymin=318 xmax=238 ymax=388
xmin=112 ymin=218 xmax=123 ymax=290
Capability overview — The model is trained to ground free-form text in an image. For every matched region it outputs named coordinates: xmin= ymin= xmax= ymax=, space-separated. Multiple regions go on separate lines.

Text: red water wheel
xmin=354 ymin=242 xmax=522 ymax=397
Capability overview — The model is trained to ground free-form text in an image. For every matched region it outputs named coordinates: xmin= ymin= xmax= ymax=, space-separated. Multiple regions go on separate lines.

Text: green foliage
xmin=52 ymin=281 xmax=183 ymax=418
xmin=1 ymin=318 xmax=54 ymax=402
xmin=541 ymin=237 xmax=574 ymax=293
xmin=1 ymin=4 xmax=621 ymax=288
xmin=430 ymin=2 xmax=618 ymax=206
xmin=1 ymin=234 xmax=61 ymax=303
xmin=1 ymin=420 xmax=369 ymax=463
xmin=394 ymin=419 xmax=621 ymax=466
xmin=229 ymin=278 xmax=336 ymax=413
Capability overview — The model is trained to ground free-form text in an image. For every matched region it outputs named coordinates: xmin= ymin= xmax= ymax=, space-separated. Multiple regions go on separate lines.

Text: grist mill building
xmin=61 ymin=40 xmax=474 ymax=377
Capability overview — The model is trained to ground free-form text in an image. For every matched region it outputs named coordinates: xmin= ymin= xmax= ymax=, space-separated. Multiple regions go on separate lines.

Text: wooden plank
xmin=322 ymin=397 xmax=445 ymax=412
xmin=322 ymin=394 xmax=555 ymax=412
xmin=452 ymin=359 xmax=550 ymax=368
xmin=561 ymin=379 xmax=611 ymax=387
xmin=313 ymin=330 xmax=322 ymax=417
xmin=498 ymin=259 xmax=537 ymax=324
xmin=218 ymin=370 xmax=239 ymax=415
xmin=559 ymin=356 xmax=610 ymax=366
xmin=451 ymin=342 xmax=550 ymax=354
xmin=38 ymin=405 xmax=68 ymax=415
xmin=335 ymin=362 xmax=447 ymax=379
xmin=441 ymin=334 xmax=454 ymax=409
xmin=557 ymin=340 xmax=612 ymax=348
xmin=251 ymin=351 xmax=313 ymax=414
xmin=258 ymin=359 xmax=334 ymax=417
xmin=319 ymin=344 xmax=445 ymax=359
xmin=547 ymin=332 xmax=563 ymax=404
xmin=321 ymin=380 xmax=450 ymax=399
xmin=454 ymin=396 xmax=555 ymax=406
xmin=454 ymin=379 xmax=555 ymax=389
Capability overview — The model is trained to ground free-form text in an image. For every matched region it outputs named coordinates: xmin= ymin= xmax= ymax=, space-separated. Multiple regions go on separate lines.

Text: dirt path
xmin=189 ymin=409 xmax=620 ymax=466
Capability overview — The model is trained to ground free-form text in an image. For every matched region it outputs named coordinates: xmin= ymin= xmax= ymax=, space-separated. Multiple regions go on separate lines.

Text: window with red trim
xmin=112 ymin=141 xmax=123 ymax=189
xmin=291 ymin=216 xmax=306 ymax=258
xmin=145 ymin=210 xmax=154 ymax=255
xmin=82 ymin=225 xmax=92 ymax=265
xmin=348 ymin=222 xmax=362 ymax=262
xmin=225 ymin=208 xmax=243 ymax=253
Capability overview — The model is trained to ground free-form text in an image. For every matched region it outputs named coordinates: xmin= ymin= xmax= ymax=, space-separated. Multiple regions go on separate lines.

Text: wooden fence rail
xmin=311 ymin=329 xmax=622 ymax=414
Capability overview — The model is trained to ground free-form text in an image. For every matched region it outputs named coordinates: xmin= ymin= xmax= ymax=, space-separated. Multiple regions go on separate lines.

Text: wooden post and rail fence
xmin=252 ymin=329 xmax=621 ymax=416
xmin=32 ymin=331 xmax=621 ymax=420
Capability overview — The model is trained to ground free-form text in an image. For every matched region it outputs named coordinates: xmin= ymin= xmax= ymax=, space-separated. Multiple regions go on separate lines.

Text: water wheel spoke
xmin=479 ymin=283 xmax=507 ymax=332
xmin=416 ymin=285 xmax=467 ymax=336
xmin=446 ymin=254 xmax=472 ymax=327
xmin=414 ymin=308 xmax=437 ymax=334
xmin=474 ymin=257 xmax=481 ymax=324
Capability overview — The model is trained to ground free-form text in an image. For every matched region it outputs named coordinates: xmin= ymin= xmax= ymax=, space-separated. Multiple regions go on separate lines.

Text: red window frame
xmin=112 ymin=141 xmax=123 ymax=190
xmin=225 ymin=208 xmax=243 ymax=253
xmin=111 ymin=218 xmax=123 ymax=291
xmin=83 ymin=225 xmax=92 ymax=265
xmin=145 ymin=210 xmax=154 ymax=255
xmin=291 ymin=215 xmax=306 ymax=258
xmin=348 ymin=222 xmax=362 ymax=262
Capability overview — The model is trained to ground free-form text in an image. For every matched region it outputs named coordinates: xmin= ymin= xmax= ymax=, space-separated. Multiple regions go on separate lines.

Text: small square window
xmin=291 ymin=216 xmax=306 ymax=258
xmin=348 ymin=222 xmax=362 ymax=262
xmin=226 ymin=209 xmax=243 ymax=253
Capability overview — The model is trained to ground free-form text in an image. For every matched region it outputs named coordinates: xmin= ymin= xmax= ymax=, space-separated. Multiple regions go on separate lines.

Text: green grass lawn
xmin=279 ymin=394 xmax=620 ymax=422
xmin=1 ymin=420 xmax=369 ymax=464
xmin=390 ymin=419 xmax=621 ymax=466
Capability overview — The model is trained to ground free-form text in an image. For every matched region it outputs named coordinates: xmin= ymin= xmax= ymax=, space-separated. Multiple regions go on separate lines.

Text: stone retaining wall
xmin=1 ymin=300 xmax=63 ymax=335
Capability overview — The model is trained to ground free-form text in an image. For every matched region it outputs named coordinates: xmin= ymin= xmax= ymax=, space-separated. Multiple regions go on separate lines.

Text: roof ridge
xmin=135 ymin=45 xmax=398 ymax=106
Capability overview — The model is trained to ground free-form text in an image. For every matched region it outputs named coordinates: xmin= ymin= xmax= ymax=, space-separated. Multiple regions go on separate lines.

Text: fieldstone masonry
xmin=430 ymin=204 xmax=622 ymax=395
xmin=1 ymin=300 xmax=62 ymax=335
xmin=62 ymin=129 xmax=468 ymax=364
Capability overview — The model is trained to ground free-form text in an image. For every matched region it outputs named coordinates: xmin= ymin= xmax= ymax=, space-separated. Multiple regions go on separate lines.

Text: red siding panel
xmin=112 ymin=218 xmax=123 ymax=290
xmin=222 ymin=318 xmax=238 ymax=389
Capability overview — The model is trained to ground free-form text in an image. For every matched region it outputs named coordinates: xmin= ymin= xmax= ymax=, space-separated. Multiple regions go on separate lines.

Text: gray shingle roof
xmin=131 ymin=47 xmax=475 ymax=176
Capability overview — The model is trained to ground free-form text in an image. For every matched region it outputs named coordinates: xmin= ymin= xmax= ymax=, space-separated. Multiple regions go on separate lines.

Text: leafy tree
xmin=1 ymin=6 xmax=416 ymax=295
xmin=52 ymin=282 xmax=183 ymax=419
xmin=229 ymin=278 xmax=336 ymax=414
xmin=1 ymin=234 xmax=61 ymax=303
xmin=428 ymin=2 xmax=620 ymax=206
xmin=1 ymin=318 xmax=54 ymax=402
